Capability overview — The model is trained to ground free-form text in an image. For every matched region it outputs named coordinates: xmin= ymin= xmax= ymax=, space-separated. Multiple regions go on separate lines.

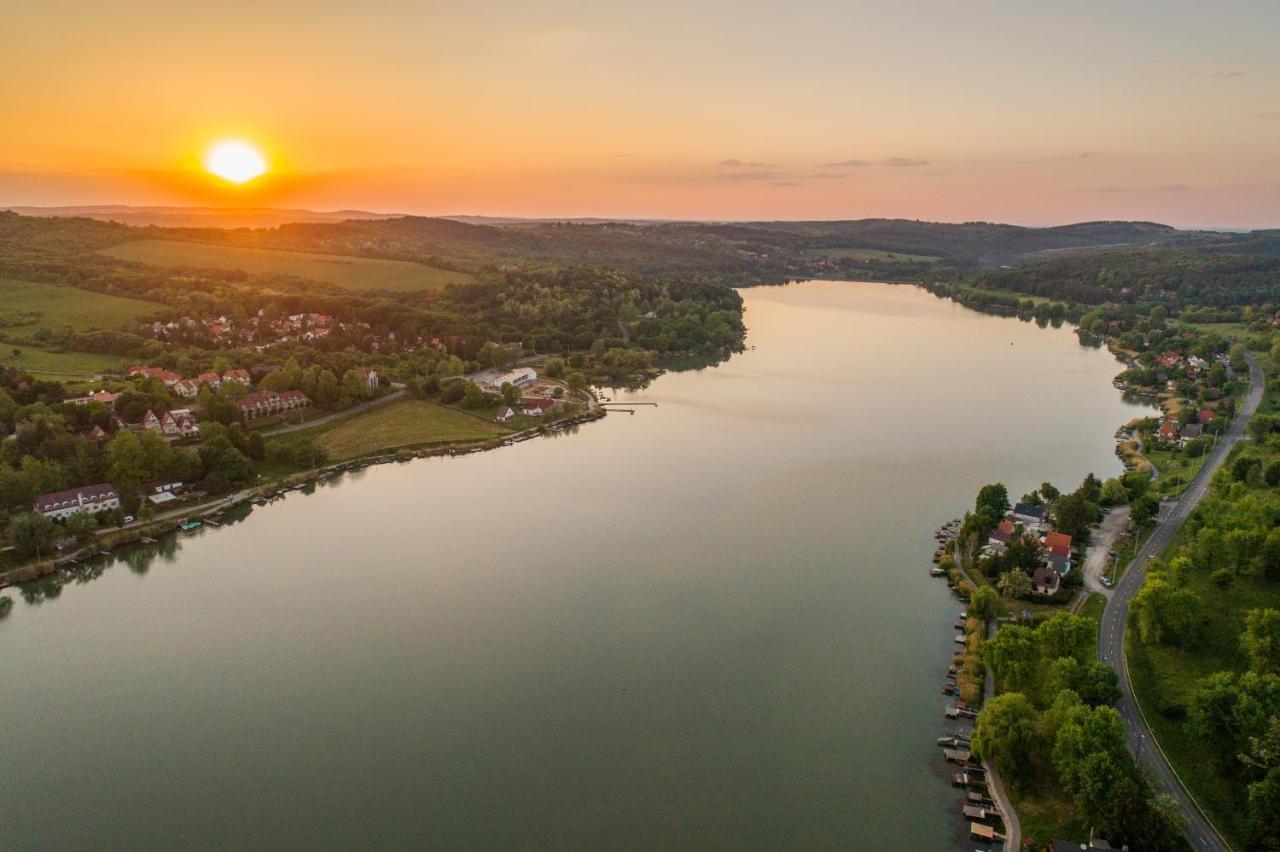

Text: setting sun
xmin=203 ymin=139 xmax=267 ymax=185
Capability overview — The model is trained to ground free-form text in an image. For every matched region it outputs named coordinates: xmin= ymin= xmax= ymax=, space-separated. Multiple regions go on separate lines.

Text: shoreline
xmin=0 ymin=406 xmax=608 ymax=590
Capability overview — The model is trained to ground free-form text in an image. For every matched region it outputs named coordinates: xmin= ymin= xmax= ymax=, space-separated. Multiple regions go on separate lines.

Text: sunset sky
xmin=3 ymin=0 xmax=1279 ymax=227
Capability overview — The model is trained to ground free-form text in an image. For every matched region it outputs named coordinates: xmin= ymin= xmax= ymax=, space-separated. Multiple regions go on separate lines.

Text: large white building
xmin=486 ymin=367 xmax=537 ymax=391
xmin=33 ymin=483 xmax=121 ymax=520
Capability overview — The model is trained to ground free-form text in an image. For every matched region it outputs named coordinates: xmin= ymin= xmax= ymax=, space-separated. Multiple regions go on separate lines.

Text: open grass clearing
xmin=0 ymin=345 xmax=130 ymax=378
xmin=0 ymin=276 xmax=160 ymax=333
xmin=268 ymin=399 xmax=510 ymax=461
xmin=99 ymin=238 xmax=475 ymax=292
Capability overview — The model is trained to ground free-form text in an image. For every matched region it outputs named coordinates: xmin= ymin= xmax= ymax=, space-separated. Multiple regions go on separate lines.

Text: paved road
xmin=1099 ymin=353 xmax=1263 ymax=851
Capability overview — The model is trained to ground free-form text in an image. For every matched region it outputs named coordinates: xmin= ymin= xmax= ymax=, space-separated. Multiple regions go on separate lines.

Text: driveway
xmin=1082 ymin=506 xmax=1129 ymax=596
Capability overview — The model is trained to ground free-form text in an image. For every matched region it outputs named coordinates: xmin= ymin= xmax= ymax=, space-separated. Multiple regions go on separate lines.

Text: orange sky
xmin=2 ymin=1 xmax=1279 ymax=227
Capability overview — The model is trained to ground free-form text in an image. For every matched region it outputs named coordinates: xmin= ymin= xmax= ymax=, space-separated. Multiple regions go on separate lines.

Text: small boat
xmin=930 ymin=567 xmax=945 ymax=577
xmin=179 ymin=519 xmax=203 ymax=531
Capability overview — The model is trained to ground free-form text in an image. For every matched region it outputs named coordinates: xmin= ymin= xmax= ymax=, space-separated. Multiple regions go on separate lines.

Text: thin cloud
xmin=1214 ymin=70 xmax=1245 ymax=78
xmin=708 ymin=171 xmax=781 ymax=182
xmin=1078 ymin=183 xmax=1194 ymax=194
xmin=1079 ymin=152 xmax=1102 ymax=159
xmin=881 ymin=157 xmax=929 ymax=167
xmin=819 ymin=159 xmax=871 ymax=168
xmin=771 ymin=180 xmax=800 ymax=187
xmin=1258 ymin=110 xmax=1280 ymax=119
xmin=718 ymin=158 xmax=777 ymax=168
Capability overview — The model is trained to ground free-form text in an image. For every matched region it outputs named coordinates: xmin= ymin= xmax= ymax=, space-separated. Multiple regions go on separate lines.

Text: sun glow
xmin=203 ymin=139 xmax=268 ymax=184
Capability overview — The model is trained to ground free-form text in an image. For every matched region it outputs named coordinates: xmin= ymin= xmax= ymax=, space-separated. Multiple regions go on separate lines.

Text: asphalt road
xmin=1099 ymin=353 xmax=1263 ymax=851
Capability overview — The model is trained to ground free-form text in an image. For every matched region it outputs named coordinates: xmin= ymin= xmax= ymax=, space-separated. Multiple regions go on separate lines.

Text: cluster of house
xmin=985 ymin=502 xmax=1074 ymax=597
xmin=133 ymin=408 xmax=200 ymax=439
xmin=1148 ymin=350 xmax=1231 ymax=397
xmin=145 ymin=311 xmax=415 ymax=354
xmin=127 ymin=366 xmax=252 ymax=398
xmin=236 ymin=389 xmax=313 ymax=420
xmin=1155 ymin=407 xmax=1215 ymax=447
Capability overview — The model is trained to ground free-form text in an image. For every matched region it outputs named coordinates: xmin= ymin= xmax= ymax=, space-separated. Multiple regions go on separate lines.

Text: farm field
xmin=0 ymin=276 xmax=160 ymax=333
xmin=270 ymin=399 xmax=510 ymax=461
xmin=813 ymin=247 xmax=938 ymax=262
xmin=99 ymin=239 xmax=475 ymax=292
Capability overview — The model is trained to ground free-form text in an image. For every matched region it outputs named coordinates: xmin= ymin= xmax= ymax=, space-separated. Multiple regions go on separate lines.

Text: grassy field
xmin=813 ymin=247 xmax=938 ymax=262
xmin=0 ymin=276 xmax=160 ymax=333
xmin=99 ymin=239 xmax=475 ymax=292
xmin=0 ymin=345 xmax=130 ymax=378
xmin=962 ymin=286 xmax=1060 ymax=307
xmin=269 ymin=399 xmax=510 ymax=461
xmin=1182 ymin=321 xmax=1251 ymax=340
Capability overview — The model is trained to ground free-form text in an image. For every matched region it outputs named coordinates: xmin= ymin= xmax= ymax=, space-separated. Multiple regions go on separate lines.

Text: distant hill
xmin=1 ymin=205 xmax=402 ymax=230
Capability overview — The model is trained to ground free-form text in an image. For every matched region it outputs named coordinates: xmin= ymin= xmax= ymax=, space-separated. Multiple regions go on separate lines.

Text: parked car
xmin=123 ymin=515 xmax=135 ymax=524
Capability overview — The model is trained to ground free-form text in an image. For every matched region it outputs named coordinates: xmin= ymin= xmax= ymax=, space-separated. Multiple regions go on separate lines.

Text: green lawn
xmin=100 ymin=239 xmax=475 ymax=292
xmin=0 ymin=345 xmax=130 ymax=378
xmin=269 ymin=399 xmax=511 ymax=461
xmin=1145 ymin=446 xmax=1209 ymax=499
xmin=813 ymin=247 xmax=938 ymax=262
xmin=1080 ymin=592 xmax=1107 ymax=629
xmin=0 ymin=276 xmax=160 ymax=333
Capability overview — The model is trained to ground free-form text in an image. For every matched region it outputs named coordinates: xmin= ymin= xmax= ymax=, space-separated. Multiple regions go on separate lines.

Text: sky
xmin=2 ymin=0 xmax=1279 ymax=228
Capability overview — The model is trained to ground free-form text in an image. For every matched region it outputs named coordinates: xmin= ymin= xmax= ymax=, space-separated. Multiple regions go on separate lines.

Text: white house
xmin=33 ymin=483 xmax=121 ymax=520
xmin=496 ymin=406 xmax=515 ymax=423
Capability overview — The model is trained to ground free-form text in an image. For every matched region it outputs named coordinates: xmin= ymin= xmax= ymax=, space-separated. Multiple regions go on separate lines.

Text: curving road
xmin=1099 ymin=353 xmax=1263 ymax=851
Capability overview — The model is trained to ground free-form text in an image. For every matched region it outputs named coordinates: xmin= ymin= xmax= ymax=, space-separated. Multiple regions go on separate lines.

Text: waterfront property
xmin=33 ymin=483 xmax=121 ymax=520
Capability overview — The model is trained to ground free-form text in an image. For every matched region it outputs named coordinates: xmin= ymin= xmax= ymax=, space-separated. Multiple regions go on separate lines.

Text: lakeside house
xmin=496 ymin=406 xmax=515 ymax=423
xmin=1157 ymin=419 xmax=1180 ymax=442
xmin=988 ymin=519 xmax=1016 ymax=548
xmin=1012 ymin=502 xmax=1046 ymax=526
xmin=1179 ymin=423 xmax=1204 ymax=446
xmin=519 ymin=398 xmax=561 ymax=417
xmin=1044 ymin=531 xmax=1073 ymax=558
xmin=33 ymin=483 xmax=121 ymax=520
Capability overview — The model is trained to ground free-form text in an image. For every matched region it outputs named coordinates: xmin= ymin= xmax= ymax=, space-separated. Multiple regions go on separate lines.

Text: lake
xmin=0 ymin=281 xmax=1152 ymax=849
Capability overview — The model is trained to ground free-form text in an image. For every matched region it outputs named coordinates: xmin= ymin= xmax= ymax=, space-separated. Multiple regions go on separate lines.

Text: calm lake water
xmin=0 ymin=281 xmax=1151 ymax=849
